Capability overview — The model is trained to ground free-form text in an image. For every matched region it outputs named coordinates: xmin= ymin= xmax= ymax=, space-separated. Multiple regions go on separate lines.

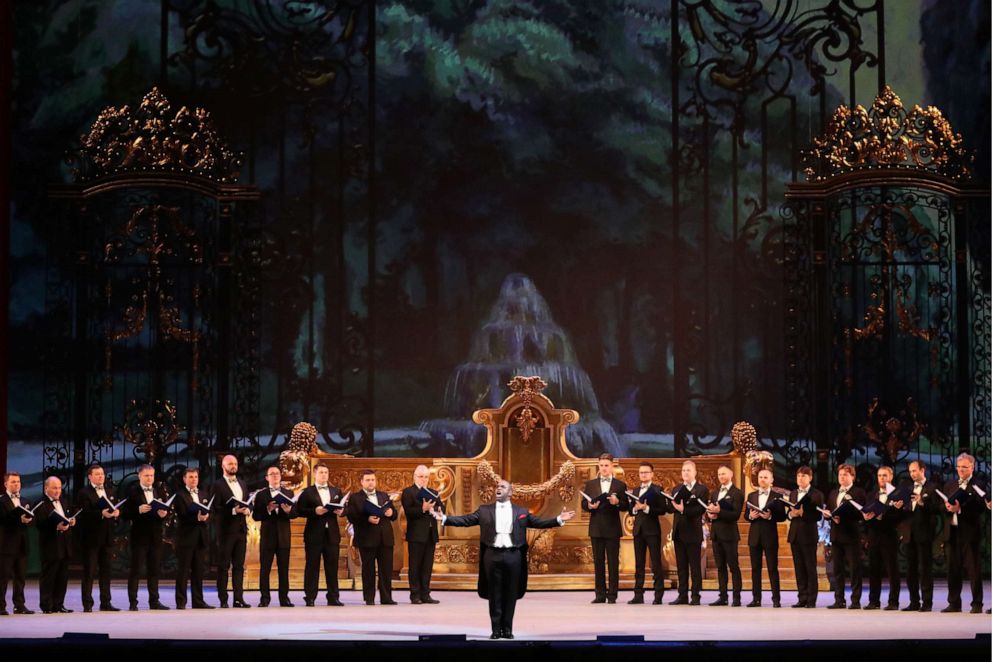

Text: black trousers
xmin=591 ymin=536 xmax=620 ymax=599
xmin=674 ymin=538 xmax=702 ymax=599
xmin=359 ymin=545 xmax=393 ymax=603
xmin=831 ymin=539 xmax=862 ymax=604
xmin=946 ymin=527 xmax=983 ymax=608
xmin=904 ymin=537 xmax=934 ymax=607
xmin=175 ymin=545 xmax=208 ymax=607
xmin=407 ymin=540 xmax=436 ymax=599
xmin=749 ymin=540 xmax=780 ymax=601
xmin=867 ymin=534 xmax=900 ymax=606
xmin=128 ymin=543 xmax=163 ymax=606
xmin=259 ymin=546 xmax=290 ymax=602
xmin=215 ymin=531 xmax=247 ymax=603
xmin=483 ymin=547 xmax=522 ymax=634
xmin=0 ymin=553 xmax=27 ymax=610
xmin=632 ymin=533 xmax=663 ymax=599
xmin=712 ymin=537 xmax=742 ymax=600
xmin=39 ymin=554 xmax=69 ymax=611
xmin=81 ymin=544 xmax=113 ymax=608
xmin=790 ymin=542 xmax=818 ymax=606
xmin=303 ymin=536 xmax=340 ymax=603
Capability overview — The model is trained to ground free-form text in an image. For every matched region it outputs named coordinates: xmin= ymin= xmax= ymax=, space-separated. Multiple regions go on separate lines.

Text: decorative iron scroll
xmin=67 ymin=87 xmax=242 ymax=183
xmin=116 ymin=399 xmax=186 ymax=463
xmin=507 ymin=375 xmax=548 ymax=443
xmin=862 ymin=396 xmax=924 ymax=465
xmin=803 ymin=86 xmax=973 ymax=181
xmin=477 ymin=459 xmax=575 ymax=505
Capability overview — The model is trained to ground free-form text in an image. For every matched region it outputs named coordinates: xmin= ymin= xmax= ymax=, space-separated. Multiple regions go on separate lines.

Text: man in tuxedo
xmin=33 ymin=476 xmax=75 ymax=613
xmin=122 ymin=464 xmax=170 ymax=611
xmin=900 ymin=459 xmax=939 ymax=611
xmin=669 ymin=459 xmax=709 ymax=605
xmin=347 ymin=469 xmax=399 ymax=605
xmin=401 ymin=464 xmax=442 ymax=604
xmin=823 ymin=463 xmax=866 ymax=609
xmin=173 ymin=467 xmax=214 ymax=609
xmin=212 ymin=454 xmax=251 ymax=608
xmin=581 ymin=453 xmax=629 ymax=604
xmin=75 ymin=463 xmax=121 ymax=612
xmin=431 ymin=479 xmax=575 ymax=639
xmin=863 ymin=466 xmax=904 ymax=610
xmin=744 ymin=468 xmax=786 ymax=607
xmin=941 ymin=452 xmax=986 ymax=613
xmin=252 ymin=465 xmax=297 ymax=607
xmin=705 ymin=464 xmax=743 ymax=606
xmin=786 ymin=465 xmax=823 ymax=608
xmin=0 ymin=472 xmax=35 ymax=614
xmin=296 ymin=463 xmax=346 ymax=607
xmin=628 ymin=462 xmax=667 ymax=604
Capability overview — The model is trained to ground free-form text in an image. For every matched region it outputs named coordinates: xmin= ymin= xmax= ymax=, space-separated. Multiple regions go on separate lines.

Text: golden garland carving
xmin=803 ymin=86 xmax=972 ymax=182
xmin=476 ymin=459 xmax=575 ymax=503
xmin=507 ymin=375 xmax=548 ymax=443
xmin=69 ymin=87 xmax=241 ymax=183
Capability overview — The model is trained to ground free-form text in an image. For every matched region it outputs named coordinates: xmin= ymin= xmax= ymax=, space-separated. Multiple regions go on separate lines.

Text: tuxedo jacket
xmin=942 ymin=477 xmax=988 ymax=544
xmin=121 ymin=482 xmax=170 ymax=548
xmin=401 ymin=484 xmax=443 ymax=544
xmin=252 ymin=487 xmax=298 ymax=550
xmin=630 ymin=484 xmax=668 ymax=538
xmin=75 ymin=484 xmax=118 ymax=549
xmin=671 ymin=482 xmax=710 ymax=544
xmin=347 ymin=491 xmax=398 ymax=548
xmin=708 ymin=484 xmax=744 ymax=543
xmin=34 ymin=498 xmax=74 ymax=560
xmin=444 ymin=502 xmax=561 ymax=599
xmin=211 ymin=477 xmax=250 ymax=537
xmin=745 ymin=490 xmax=787 ymax=546
xmin=864 ymin=487 xmax=906 ymax=541
xmin=0 ymin=493 xmax=33 ymax=556
xmin=786 ymin=487 xmax=823 ymax=546
xmin=825 ymin=486 xmax=867 ymax=544
xmin=897 ymin=478 xmax=941 ymax=543
xmin=174 ymin=487 xmax=211 ymax=550
xmin=581 ymin=477 xmax=629 ymax=539
xmin=296 ymin=485 xmax=343 ymax=548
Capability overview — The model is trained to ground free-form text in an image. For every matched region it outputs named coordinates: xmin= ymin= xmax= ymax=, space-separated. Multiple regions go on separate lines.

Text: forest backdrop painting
xmin=6 ymin=1 xmax=990 ymax=495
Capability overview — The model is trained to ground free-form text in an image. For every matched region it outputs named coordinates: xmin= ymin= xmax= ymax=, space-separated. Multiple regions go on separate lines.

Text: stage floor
xmin=1 ymin=581 xmax=989 ymax=641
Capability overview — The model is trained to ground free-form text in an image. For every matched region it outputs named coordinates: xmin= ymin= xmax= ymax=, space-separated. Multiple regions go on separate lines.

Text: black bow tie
xmin=10 ymin=493 xmax=19 ymax=499
xmin=190 ymin=489 xmax=198 ymax=494
xmin=142 ymin=487 xmax=153 ymax=492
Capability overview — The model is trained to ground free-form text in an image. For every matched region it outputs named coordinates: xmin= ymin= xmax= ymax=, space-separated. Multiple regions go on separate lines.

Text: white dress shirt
xmin=141 ymin=486 xmax=154 ymax=504
xmin=7 ymin=492 xmax=20 ymax=508
xmin=836 ymin=487 xmax=848 ymax=508
xmin=315 ymin=484 xmax=331 ymax=506
xmin=599 ymin=477 xmax=612 ymax=495
xmin=912 ymin=479 xmax=925 ymax=512
xmin=757 ymin=490 xmax=770 ymax=510
xmin=52 ymin=498 xmax=66 ymax=517
xmin=494 ymin=501 xmax=514 ymax=548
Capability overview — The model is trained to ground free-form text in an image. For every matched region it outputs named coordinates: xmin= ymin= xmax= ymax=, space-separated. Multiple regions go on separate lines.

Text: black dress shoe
xmin=901 ymin=603 xmax=920 ymax=612
xmin=219 ymin=602 xmax=229 ymax=609
xmin=305 ymin=600 xmax=315 ymax=607
xmin=192 ymin=603 xmax=215 ymax=609
xmin=100 ymin=604 xmax=120 ymax=612
xmin=327 ymin=600 xmax=344 ymax=606
xmin=606 ymin=598 xmax=616 ymax=604
xmin=280 ymin=601 xmax=295 ymax=608
xmin=13 ymin=607 xmax=34 ymax=615
xmin=503 ymin=631 xmax=514 ymax=640
xmin=232 ymin=600 xmax=250 ymax=608
xmin=381 ymin=600 xmax=398 ymax=605
xmin=175 ymin=604 xmax=186 ymax=610
xmin=129 ymin=605 xmax=139 ymax=612
xmin=919 ymin=604 xmax=932 ymax=612
xmin=709 ymin=598 xmax=728 ymax=606
xmin=792 ymin=602 xmax=806 ymax=608
xmin=591 ymin=597 xmax=606 ymax=604
xmin=883 ymin=604 xmax=898 ymax=611
xmin=0 ymin=609 xmax=8 ymax=615
xmin=490 ymin=632 xmax=501 ymax=640
xmin=805 ymin=603 xmax=817 ymax=608
xmin=83 ymin=606 xmax=93 ymax=613
xmin=826 ymin=601 xmax=846 ymax=609
xmin=848 ymin=602 xmax=861 ymax=610
xmin=941 ymin=605 xmax=961 ymax=613
xmin=258 ymin=599 xmax=270 ymax=608
xmin=628 ymin=596 xmax=644 ymax=604
xmin=969 ymin=605 xmax=984 ymax=614
xmin=732 ymin=599 xmax=742 ymax=607
xmin=150 ymin=603 xmax=170 ymax=611
xmin=746 ymin=600 xmax=761 ymax=608
xmin=772 ymin=601 xmax=781 ymax=608
xmin=669 ymin=597 xmax=688 ymax=605
xmin=410 ymin=597 xmax=423 ymax=604
xmin=56 ymin=607 xmax=73 ymax=613
xmin=688 ymin=597 xmax=701 ymax=606
xmin=366 ymin=600 xmax=376 ymax=606
xmin=42 ymin=609 xmax=54 ymax=614
xmin=864 ymin=602 xmax=880 ymax=611
xmin=422 ymin=597 xmax=440 ymax=604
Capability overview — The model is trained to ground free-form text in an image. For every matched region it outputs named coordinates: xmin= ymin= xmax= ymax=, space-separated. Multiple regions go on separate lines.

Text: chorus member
xmin=669 ymin=460 xmax=709 ymax=605
xmin=75 ymin=464 xmax=121 ymax=612
xmin=252 ymin=465 xmax=297 ymax=607
xmin=431 ymin=479 xmax=574 ymax=639
xmin=706 ymin=465 xmax=743 ymax=606
xmin=863 ymin=466 xmax=904 ymax=610
xmin=212 ymin=454 xmax=251 ymax=608
xmin=941 ymin=452 xmax=986 ymax=613
xmin=347 ymin=469 xmax=398 ymax=605
xmin=786 ymin=466 xmax=823 ymax=608
xmin=296 ymin=463 xmax=346 ymax=607
xmin=34 ymin=476 xmax=75 ymax=613
xmin=401 ymin=465 xmax=443 ymax=604
xmin=899 ymin=460 xmax=939 ymax=611
xmin=823 ymin=464 xmax=866 ymax=609
xmin=744 ymin=469 xmax=786 ymax=607
xmin=628 ymin=462 xmax=667 ymax=605
xmin=173 ymin=467 xmax=214 ymax=609
xmin=581 ymin=453 xmax=629 ymax=604
xmin=0 ymin=472 xmax=35 ymax=614
xmin=122 ymin=464 xmax=170 ymax=610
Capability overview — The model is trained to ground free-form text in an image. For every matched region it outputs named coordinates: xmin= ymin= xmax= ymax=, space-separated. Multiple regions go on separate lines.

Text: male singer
xmin=252 ymin=465 xmax=297 ymax=607
xmin=212 ymin=454 xmax=251 ymax=608
xmin=786 ymin=465 xmax=823 ymax=608
xmin=347 ymin=469 xmax=398 ymax=605
xmin=296 ymin=463 xmax=346 ymax=607
xmin=34 ymin=476 xmax=75 ymax=613
xmin=401 ymin=465 xmax=443 ymax=604
xmin=670 ymin=460 xmax=709 ymax=605
xmin=706 ymin=465 xmax=743 ymax=606
xmin=75 ymin=464 xmax=121 ymax=612
xmin=0 ymin=472 xmax=35 ymax=614
xmin=581 ymin=453 xmax=629 ymax=604
xmin=122 ymin=464 xmax=170 ymax=610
